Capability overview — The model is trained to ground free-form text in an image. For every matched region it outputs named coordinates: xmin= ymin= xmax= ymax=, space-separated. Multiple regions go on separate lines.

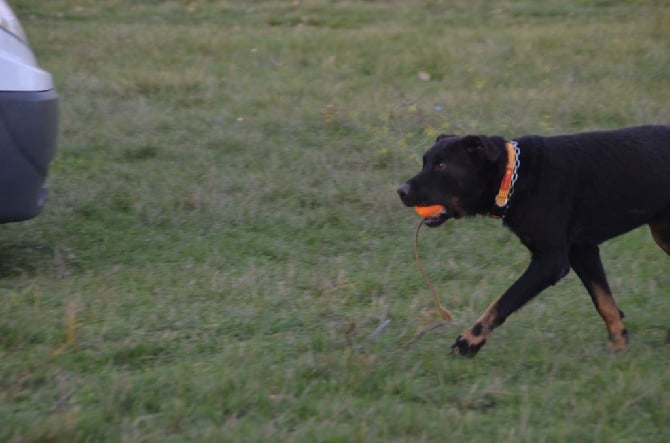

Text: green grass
xmin=2 ymin=0 xmax=670 ymax=441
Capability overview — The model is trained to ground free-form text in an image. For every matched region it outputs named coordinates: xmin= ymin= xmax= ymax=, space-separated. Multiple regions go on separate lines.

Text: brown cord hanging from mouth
xmin=414 ymin=219 xmax=454 ymax=321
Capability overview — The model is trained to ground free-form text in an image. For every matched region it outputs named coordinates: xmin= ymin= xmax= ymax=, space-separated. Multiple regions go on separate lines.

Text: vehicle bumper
xmin=0 ymin=89 xmax=58 ymax=222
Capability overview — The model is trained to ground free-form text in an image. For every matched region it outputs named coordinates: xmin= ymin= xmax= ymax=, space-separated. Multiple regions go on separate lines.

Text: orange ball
xmin=414 ymin=205 xmax=445 ymax=218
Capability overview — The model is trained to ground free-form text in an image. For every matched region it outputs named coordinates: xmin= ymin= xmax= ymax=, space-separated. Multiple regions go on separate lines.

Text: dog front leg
xmin=451 ymin=254 xmax=570 ymax=357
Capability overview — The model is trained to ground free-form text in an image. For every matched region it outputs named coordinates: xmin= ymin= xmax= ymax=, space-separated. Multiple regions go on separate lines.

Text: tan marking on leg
xmin=649 ymin=222 xmax=670 ymax=255
xmin=452 ymin=299 xmax=499 ymax=356
xmin=591 ymin=283 xmax=628 ymax=351
xmin=472 ymin=298 xmax=499 ymax=335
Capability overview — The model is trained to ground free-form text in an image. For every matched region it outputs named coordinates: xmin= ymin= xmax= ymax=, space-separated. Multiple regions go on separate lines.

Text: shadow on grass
xmin=0 ymin=241 xmax=54 ymax=279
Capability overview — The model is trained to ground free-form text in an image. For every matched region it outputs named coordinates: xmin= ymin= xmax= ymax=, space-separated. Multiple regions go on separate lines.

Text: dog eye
xmin=435 ymin=163 xmax=448 ymax=172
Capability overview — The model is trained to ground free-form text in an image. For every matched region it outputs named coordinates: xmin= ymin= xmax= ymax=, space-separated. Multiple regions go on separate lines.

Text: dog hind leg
xmin=649 ymin=214 xmax=670 ymax=256
xmin=569 ymin=244 xmax=628 ymax=351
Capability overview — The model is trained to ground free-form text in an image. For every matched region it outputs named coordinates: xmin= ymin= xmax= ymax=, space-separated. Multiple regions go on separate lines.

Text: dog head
xmin=397 ymin=134 xmax=504 ymax=227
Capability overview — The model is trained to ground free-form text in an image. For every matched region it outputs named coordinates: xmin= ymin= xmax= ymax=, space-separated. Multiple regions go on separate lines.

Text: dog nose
xmin=397 ymin=183 xmax=411 ymax=198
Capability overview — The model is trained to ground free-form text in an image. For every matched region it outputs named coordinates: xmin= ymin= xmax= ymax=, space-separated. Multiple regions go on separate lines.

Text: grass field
xmin=2 ymin=0 xmax=670 ymax=441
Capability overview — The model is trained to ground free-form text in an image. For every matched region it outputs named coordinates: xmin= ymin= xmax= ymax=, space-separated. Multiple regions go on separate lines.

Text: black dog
xmin=397 ymin=125 xmax=670 ymax=357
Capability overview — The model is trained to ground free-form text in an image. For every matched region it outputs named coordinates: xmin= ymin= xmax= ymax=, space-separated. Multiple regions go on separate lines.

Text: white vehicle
xmin=0 ymin=0 xmax=58 ymax=222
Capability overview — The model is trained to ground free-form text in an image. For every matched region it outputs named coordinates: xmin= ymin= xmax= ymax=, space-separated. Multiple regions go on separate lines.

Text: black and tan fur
xmin=397 ymin=125 xmax=670 ymax=357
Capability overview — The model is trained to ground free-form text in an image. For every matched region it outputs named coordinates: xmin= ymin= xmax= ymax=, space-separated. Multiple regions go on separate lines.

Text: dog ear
xmin=435 ymin=133 xmax=457 ymax=143
xmin=462 ymin=135 xmax=501 ymax=162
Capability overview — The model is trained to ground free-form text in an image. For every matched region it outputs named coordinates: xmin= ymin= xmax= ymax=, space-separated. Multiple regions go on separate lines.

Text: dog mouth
xmin=396 ymin=184 xmax=461 ymax=227
xmin=423 ymin=206 xmax=455 ymax=227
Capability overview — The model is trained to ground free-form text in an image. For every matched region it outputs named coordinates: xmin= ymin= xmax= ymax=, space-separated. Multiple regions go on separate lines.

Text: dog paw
xmin=451 ymin=332 xmax=486 ymax=357
xmin=609 ymin=329 xmax=629 ymax=352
